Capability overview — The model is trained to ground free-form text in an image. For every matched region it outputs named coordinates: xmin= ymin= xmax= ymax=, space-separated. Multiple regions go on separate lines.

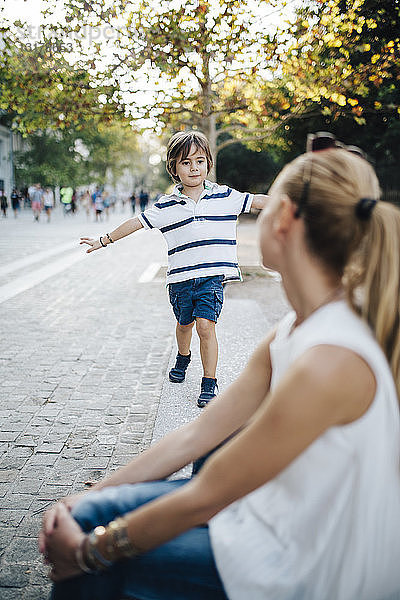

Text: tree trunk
xmin=207 ymin=112 xmax=217 ymax=182
xmin=201 ymin=69 xmax=217 ymax=182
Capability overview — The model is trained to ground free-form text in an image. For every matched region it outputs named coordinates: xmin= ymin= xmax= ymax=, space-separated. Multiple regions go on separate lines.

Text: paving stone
xmin=5 ymin=537 xmax=40 ymax=564
xmin=0 ymin=510 xmax=27 ymax=527
xmin=0 ymin=564 xmax=31 ymax=588
xmin=0 ymin=528 xmax=15 ymax=552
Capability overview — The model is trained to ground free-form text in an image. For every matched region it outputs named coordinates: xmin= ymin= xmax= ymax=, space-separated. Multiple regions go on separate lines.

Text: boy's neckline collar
xmin=173 ymin=180 xmax=216 ymax=198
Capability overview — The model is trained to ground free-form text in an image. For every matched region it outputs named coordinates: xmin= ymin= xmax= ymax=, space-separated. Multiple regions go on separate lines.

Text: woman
xmin=40 ymin=146 xmax=400 ymax=600
xmin=43 ymin=187 xmax=54 ymax=222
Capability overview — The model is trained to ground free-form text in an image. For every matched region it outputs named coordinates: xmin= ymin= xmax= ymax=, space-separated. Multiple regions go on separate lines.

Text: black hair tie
xmin=355 ymin=198 xmax=377 ymax=221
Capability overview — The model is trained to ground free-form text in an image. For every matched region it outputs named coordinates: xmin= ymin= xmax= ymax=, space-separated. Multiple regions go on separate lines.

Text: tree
xmin=40 ymin=0 xmax=285 ymax=179
xmin=14 ymin=123 xmax=148 ymax=191
xmin=267 ymin=0 xmax=400 ymax=190
xmin=0 ymin=19 xmax=125 ymax=134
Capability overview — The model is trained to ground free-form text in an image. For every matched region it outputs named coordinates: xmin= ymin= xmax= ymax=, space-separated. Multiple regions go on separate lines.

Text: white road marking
xmin=0 ymin=241 xmax=78 ymax=277
xmin=0 ymin=250 xmax=85 ymax=305
xmin=138 ymin=262 xmax=162 ymax=283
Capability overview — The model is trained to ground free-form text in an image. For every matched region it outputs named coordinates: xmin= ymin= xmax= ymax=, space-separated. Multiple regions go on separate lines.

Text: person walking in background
xmin=71 ymin=190 xmax=77 ymax=214
xmin=103 ymin=191 xmax=110 ymax=220
xmin=40 ymin=142 xmax=400 ymax=600
xmin=0 ymin=190 xmax=8 ymax=218
xmin=11 ymin=188 xmax=20 ymax=218
xmin=130 ymin=191 xmax=137 ymax=215
xmin=43 ymin=187 xmax=55 ymax=222
xmin=139 ymin=189 xmax=149 ymax=212
xmin=80 ymin=131 xmax=267 ymax=407
xmin=80 ymin=190 xmax=91 ymax=220
xmin=31 ymin=183 xmax=43 ymax=221
xmin=94 ymin=189 xmax=104 ymax=222
xmin=60 ymin=186 xmax=73 ymax=216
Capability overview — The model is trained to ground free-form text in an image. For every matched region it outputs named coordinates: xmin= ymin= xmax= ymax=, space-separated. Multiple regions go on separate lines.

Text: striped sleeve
xmin=137 ymin=198 xmax=169 ymax=230
xmin=229 ymin=188 xmax=254 ymax=215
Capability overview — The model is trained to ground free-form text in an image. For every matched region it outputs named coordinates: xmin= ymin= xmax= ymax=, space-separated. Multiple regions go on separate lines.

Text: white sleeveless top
xmin=209 ymin=301 xmax=400 ymax=600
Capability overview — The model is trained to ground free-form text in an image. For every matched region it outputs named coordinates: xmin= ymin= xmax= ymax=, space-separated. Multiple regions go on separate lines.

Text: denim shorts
xmin=168 ymin=276 xmax=224 ymax=326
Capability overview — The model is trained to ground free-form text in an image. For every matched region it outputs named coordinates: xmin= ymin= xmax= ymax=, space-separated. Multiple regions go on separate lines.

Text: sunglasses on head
xmin=306 ymin=132 xmax=367 ymax=160
xmin=295 ymin=132 xmax=367 ymax=218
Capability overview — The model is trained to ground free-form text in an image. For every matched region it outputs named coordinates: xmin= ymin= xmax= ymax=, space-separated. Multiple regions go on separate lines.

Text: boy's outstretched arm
xmin=251 ymin=194 xmax=269 ymax=212
xmin=80 ymin=216 xmax=144 ymax=253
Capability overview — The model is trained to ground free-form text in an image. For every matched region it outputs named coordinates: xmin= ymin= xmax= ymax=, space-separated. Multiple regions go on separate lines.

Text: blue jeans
xmin=51 ymin=480 xmax=228 ymax=600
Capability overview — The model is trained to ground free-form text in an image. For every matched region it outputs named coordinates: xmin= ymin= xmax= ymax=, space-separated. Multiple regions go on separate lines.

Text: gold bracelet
xmin=105 ymin=517 xmax=142 ymax=561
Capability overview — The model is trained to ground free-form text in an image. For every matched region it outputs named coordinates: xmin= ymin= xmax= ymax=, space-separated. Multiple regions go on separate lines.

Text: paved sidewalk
xmin=0 ymin=208 xmax=288 ymax=599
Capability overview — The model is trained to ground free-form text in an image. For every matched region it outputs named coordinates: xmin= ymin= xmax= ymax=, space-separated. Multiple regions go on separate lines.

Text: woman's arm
xmin=41 ymin=330 xmax=275 ymax=537
xmin=97 ymin=344 xmax=377 ymax=552
xmin=44 ymin=344 xmax=376 ymax=581
xmin=85 ymin=329 xmax=275 ymax=491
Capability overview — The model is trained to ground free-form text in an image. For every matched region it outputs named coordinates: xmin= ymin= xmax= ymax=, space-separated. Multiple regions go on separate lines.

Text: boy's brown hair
xmin=166 ymin=131 xmax=213 ymax=183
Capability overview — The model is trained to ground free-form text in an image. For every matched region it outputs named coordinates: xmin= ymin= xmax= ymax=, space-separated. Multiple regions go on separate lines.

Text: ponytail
xmin=347 ymin=201 xmax=400 ymax=399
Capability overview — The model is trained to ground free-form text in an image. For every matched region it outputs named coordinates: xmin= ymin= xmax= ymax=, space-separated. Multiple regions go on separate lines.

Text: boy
xmin=80 ymin=131 xmax=268 ymax=407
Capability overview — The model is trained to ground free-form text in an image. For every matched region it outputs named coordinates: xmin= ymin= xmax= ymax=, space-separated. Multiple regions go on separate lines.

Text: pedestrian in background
xmin=43 ymin=187 xmax=54 ymax=222
xmin=41 ymin=144 xmax=400 ymax=600
xmin=139 ymin=189 xmax=149 ymax=212
xmin=31 ymin=184 xmax=43 ymax=221
xmin=60 ymin=186 xmax=73 ymax=216
xmin=94 ymin=190 xmax=104 ymax=222
xmin=103 ymin=191 xmax=110 ymax=220
xmin=71 ymin=190 xmax=77 ymax=214
xmin=130 ymin=191 xmax=137 ymax=215
xmin=0 ymin=190 xmax=8 ymax=218
xmin=11 ymin=188 xmax=20 ymax=218
xmin=80 ymin=190 xmax=91 ymax=220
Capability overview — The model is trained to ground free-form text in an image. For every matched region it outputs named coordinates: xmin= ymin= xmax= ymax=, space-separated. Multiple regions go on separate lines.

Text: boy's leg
xmin=168 ymin=281 xmax=195 ymax=383
xmin=196 ymin=318 xmax=218 ymax=379
xmin=193 ymin=277 xmax=224 ymax=407
xmin=176 ymin=321 xmax=194 ymax=356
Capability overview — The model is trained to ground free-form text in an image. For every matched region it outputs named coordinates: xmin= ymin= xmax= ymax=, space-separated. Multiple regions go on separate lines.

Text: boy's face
xmin=175 ymin=144 xmax=208 ymax=187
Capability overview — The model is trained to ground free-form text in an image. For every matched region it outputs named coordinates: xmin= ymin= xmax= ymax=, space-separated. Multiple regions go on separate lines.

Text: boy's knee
xmin=177 ymin=321 xmax=194 ymax=332
xmin=196 ymin=318 xmax=215 ymax=338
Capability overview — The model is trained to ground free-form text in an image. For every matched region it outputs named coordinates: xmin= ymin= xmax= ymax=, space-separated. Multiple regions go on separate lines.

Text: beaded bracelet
xmin=86 ymin=528 xmax=113 ymax=570
xmin=99 ymin=236 xmax=107 ymax=248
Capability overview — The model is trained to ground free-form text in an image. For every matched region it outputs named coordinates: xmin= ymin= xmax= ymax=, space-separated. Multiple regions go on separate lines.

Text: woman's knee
xmin=72 ymin=480 xmax=188 ymax=532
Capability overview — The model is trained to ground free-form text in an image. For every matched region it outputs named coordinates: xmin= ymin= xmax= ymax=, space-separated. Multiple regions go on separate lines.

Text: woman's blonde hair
xmin=166 ymin=131 xmax=213 ymax=183
xmin=275 ymin=149 xmax=400 ymax=399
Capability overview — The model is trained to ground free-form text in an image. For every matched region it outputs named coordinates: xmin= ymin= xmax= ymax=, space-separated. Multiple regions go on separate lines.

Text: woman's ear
xmin=274 ymin=194 xmax=297 ymax=234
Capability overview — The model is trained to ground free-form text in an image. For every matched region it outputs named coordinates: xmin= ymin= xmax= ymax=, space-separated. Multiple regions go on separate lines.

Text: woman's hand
xmin=40 ymin=503 xmax=86 ymax=582
xmin=79 ymin=237 xmax=103 ymax=253
xmin=39 ymin=492 xmax=87 ymax=561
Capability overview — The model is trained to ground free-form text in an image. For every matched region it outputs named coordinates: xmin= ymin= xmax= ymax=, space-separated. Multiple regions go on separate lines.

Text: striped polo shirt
xmin=137 ymin=180 xmax=254 ymax=285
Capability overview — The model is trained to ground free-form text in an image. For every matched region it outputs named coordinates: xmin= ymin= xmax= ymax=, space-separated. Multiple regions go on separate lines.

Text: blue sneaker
xmin=197 ymin=377 xmax=218 ymax=408
xmin=169 ymin=352 xmax=191 ymax=383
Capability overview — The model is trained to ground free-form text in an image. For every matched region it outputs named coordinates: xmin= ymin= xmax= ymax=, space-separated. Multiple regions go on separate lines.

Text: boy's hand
xmin=80 ymin=237 xmax=103 ymax=253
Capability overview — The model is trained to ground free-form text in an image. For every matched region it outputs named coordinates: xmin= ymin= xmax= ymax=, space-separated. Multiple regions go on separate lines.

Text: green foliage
xmin=0 ymin=24 xmax=125 ymax=134
xmin=14 ymin=123 xmax=144 ymax=189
